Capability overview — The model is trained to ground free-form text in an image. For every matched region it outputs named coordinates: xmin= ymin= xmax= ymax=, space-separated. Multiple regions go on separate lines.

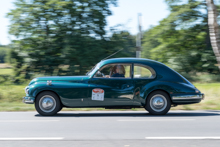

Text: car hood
xmin=29 ymin=76 xmax=90 ymax=85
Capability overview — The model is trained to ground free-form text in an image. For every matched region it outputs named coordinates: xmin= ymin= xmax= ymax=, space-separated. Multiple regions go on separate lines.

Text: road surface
xmin=0 ymin=110 xmax=220 ymax=147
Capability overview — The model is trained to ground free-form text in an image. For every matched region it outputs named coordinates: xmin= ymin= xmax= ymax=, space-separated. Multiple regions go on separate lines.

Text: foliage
xmin=109 ymin=31 xmax=136 ymax=58
xmin=7 ymin=0 xmax=136 ymax=81
xmin=0 ymin=45 xmax=11 ymax=63
xmin=7 ymin=0 xmax=220 ymax=82
xmin=142 ymin=0 xmax=219 ymax=75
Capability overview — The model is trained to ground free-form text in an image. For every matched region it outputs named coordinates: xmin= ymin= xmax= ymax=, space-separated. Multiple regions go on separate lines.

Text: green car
xmin=23 ymin=58 xmax=204 ymax=116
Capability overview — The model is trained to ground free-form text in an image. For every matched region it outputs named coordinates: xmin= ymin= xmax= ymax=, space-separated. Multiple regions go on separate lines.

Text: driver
xmin=111 ymin=65 xmax=125 ymax=77
xmin=109 ymin=65 xmax=116 ymax=77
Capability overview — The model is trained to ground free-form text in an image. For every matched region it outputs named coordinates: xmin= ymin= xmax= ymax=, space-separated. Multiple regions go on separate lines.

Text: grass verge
xmin=0 ymin=68 xmax=13 ymax=75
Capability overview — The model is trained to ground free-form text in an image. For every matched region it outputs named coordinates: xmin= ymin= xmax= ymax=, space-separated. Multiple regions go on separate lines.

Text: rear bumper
xmin=171 ymin=94 xmax=204 ymax=104
xmin=23 ymin=96 xmax=35 ymax=104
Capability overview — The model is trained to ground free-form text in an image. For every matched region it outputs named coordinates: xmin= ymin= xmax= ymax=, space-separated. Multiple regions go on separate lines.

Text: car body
xmin=23 ymin=58 xmax=204 ymax=115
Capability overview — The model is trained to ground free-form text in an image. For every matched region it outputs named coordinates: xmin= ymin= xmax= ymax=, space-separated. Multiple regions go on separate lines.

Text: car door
xmin=132 ymin=64 xmax=156 ymax=106
xmin=58 ymin=81 xmax=89 ymax=107
xmin=88 ymin=63 xmax=134 ymax=107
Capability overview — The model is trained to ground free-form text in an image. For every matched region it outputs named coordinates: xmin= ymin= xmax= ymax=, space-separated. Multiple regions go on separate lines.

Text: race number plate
xmin=92 ymin=89 xmax=104 ymax=101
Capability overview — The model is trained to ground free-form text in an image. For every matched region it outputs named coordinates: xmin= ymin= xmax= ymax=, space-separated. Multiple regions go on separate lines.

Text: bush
xmin=181 ymin=73 xmax=220 ymax=83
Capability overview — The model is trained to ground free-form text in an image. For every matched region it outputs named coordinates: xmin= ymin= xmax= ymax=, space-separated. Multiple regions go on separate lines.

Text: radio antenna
xmin=101 ymin=48 xmax=123 ymax=61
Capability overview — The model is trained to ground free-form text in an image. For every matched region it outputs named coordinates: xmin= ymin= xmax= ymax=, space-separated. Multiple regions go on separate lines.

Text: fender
xmin=28 ymin=81 xmax=90 ymax=104
xmin=141 ymin=81 xmax=197 ymax=105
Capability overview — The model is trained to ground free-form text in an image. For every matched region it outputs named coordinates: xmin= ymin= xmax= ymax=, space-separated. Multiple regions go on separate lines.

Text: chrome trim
xmin=150 ymin=94 xmax=167 ymax=112
xmin=25 ymin=86 xmax=29 ymax=95
xmin=39 ymin=95 xmax=56 ymax=113
xmin=172 ymin=94 xmax=204 ymax=100
xmin=23 ymin=97 xmax=34 ymax=104
xmin=47 ymin=80 xmax=52 ymax=86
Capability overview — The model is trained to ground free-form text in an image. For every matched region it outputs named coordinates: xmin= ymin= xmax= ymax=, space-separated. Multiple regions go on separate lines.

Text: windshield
xmin=86 ymin=63 xmax=100 ymax=76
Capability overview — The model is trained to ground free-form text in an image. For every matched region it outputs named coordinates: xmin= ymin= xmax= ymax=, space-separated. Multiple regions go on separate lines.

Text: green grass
xmin=0 ymin=84 xmax=26 ymax=103
xmin=0 ymin=83 xmax=43 ymax=111
xmin=0 ymin=68 xmax=13 ymax=75
xmin=0 ymin=82 xmax=220 ymax=111
xmin=0 ymin=102 xmax=35 ymax=111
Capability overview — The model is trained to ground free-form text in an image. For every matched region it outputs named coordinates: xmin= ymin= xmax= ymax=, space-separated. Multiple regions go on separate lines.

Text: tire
xmin=57 ymin=106 xmax=63 ymax=113
xmin=35 ymin=91 xmax=61 ymax=116
xmin=145 ymin=91 xmax=171 ymax=115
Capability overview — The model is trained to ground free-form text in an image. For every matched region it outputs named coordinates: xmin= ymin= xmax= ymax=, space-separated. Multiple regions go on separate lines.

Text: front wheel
xmin=145 ymin=91 xmax=171 ymax=115
xmin=35 ymin=91 xmax=61 ymax=116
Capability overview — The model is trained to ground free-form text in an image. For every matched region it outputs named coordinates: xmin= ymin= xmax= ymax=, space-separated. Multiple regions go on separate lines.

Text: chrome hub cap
xmin=150 ymin=94 xmax=167 ymax=112
xmin=39 ymin=95 xmax=56 ymax=113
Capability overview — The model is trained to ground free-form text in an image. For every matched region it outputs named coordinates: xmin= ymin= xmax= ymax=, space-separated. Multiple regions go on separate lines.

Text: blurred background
xmin=0 ymin=0 xmax=220 ymax=111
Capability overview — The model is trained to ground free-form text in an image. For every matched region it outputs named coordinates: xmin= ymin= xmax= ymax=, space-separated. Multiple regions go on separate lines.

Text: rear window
xmin=133 ymin=64 xmax=156 ymax=79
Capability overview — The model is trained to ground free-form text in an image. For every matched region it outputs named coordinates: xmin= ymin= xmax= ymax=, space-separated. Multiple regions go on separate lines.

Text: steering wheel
xmin=97 ymin=71 xmax=105 ymax=77
xmin=101 ymin=72 xmax=105 ymax=77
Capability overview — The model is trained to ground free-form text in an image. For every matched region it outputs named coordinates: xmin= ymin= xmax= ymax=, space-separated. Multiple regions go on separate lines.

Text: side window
xmin=133 ymin=64 xmax=156 ymax=79
xmin=94 ymin=64 xmax=131 ymax=78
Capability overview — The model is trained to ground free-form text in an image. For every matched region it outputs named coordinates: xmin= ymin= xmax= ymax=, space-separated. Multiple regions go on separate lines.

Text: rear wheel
xmin=57 ymin=106 xmax=63 ymax=113
xmin=35 ymin=91 xmax=61 ymax=116
xmin=145 ymin=91 xmax=171 ymax=115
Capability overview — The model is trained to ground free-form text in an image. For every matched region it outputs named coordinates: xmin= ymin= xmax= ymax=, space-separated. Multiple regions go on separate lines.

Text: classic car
xmin=23 ymin=58 xmax=204 ymax=116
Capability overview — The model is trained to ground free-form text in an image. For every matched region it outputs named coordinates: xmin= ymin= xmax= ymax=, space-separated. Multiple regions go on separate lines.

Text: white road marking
xmin=0 ymin=120 xmax=59 ymax=122
xmin=145 ymin=137 xmax=220 ymax=140
xmin=118 ymin=119 xmax=195 ymax=121
xmin=0 ymin=137 xmax=64 ymax=140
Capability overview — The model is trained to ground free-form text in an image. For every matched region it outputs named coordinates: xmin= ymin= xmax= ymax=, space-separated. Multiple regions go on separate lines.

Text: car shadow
xmin=35 ymin=111 xmax=220 ymax=117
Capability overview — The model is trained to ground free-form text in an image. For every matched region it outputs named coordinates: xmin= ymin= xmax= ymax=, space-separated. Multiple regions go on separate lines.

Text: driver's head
xmin=116 ymin=65 xmax=125 ymax=75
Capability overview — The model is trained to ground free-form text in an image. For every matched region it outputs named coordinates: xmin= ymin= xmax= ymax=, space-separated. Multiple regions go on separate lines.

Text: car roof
xmin=100 ymin=57 xmax=192 ymax=85
xmin=101 ymin=57 xmax=165 ymax=66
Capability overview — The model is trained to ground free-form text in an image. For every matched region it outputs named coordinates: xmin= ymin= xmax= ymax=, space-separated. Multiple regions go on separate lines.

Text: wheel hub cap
xmin=150 ymin=94 xmax=167 ymax=112
xmin=42 ymin=98 xmax=54 ymax=109
xmin=39 ymin=95 xmax=56 ymax=113
xmin=152 ymin=97 xmax=164 ymax=109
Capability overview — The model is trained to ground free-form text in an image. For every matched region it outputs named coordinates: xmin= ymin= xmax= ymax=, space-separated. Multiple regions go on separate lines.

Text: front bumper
xmin=23 ymin=96 xmax=35 ymax=104
xmin=171 ymin=93 xmax=204 ymax=104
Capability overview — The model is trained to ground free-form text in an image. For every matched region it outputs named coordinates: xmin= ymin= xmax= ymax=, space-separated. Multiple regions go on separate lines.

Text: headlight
xmin=25 ymin=86 xmax=29 ymax=95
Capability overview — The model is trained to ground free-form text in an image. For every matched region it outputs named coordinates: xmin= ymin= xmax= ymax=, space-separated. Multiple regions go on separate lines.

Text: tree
xmin=0 ymin=45 xmax=11 ymax=63
xmin=107 ymin=31 xmax=136 ymax=58
xmin=206 ymin=0 xmax=220 ymax=71
xmin=142 ymin=0 xmax=219 ymax=75
xmin=7 ymin=0 xmax=119 ymax=79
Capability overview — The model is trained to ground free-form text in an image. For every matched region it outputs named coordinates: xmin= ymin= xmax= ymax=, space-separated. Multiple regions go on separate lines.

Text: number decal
xmin=92 ymin=89 xmax=104 ymax=101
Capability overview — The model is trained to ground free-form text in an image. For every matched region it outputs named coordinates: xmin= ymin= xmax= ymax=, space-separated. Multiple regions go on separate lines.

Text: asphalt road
xmin=0 ymin=110 xmax=220 ymax=147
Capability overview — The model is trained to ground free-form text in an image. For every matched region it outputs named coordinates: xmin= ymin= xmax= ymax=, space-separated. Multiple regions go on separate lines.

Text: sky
xmin=0 ymin=0 xmax=170 ymax=45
